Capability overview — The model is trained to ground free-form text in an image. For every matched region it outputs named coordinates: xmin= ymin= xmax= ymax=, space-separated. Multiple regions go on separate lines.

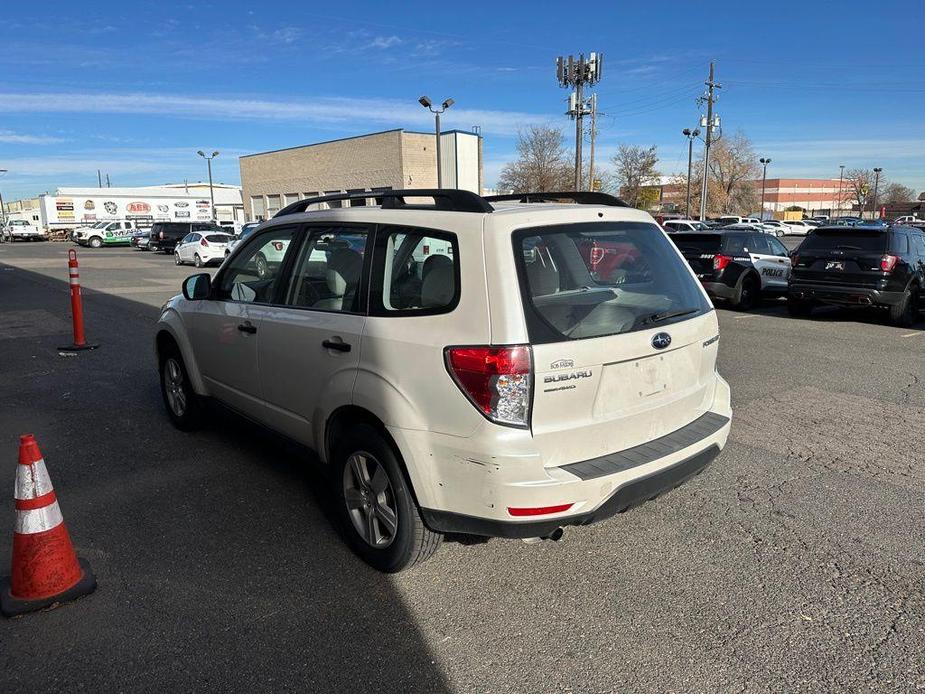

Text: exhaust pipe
xmin=521 ymin=527 xmax=564 ymax=544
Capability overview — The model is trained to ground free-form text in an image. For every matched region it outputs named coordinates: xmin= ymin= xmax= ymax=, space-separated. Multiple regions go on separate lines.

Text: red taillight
xmin=159 ymin=230 xmax=164 ymax=239
xmin=713 ymin=254 xmax=732 ymax=271
xmin=589 ymin=245 xmax=605 ymax=267
xmin=508 ymin=503 xmax=573 ymax=517
xmin=880 ymin=254 xmax=899 ymax=272
xmin=791 ymin=254 xmax=799 ymax=268
xmin=445 ymin=345 xmax=532 ymax=427
xmin=200 ymin=238 xmax=209 ymax=247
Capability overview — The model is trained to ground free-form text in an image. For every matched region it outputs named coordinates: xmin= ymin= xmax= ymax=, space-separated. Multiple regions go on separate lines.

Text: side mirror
xmin=182 ymin=273 xmax=211 ymax=300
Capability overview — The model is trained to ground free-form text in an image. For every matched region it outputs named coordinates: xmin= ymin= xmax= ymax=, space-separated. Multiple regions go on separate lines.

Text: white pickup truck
xmin=5 ymin=220 xmax=47 ymax=241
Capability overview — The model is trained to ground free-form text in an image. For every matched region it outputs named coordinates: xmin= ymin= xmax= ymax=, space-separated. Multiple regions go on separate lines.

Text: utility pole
xmin=698 ymin=62 xmax=721 ymax=220
xmin=97 ymin=169 xmax=102 ymax=188
xmin=682 ymin=128 xmax=700 ymax=218
xmin=588 ymin=93 xmax=598 ymax=191
xmin=106 ymin=173 xmax=111 ymax=188
xmin=557 ymin=52 xmax=603 ymax=191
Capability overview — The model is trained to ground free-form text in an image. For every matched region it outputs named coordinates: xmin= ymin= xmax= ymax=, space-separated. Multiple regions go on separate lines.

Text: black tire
xmin=255 ymin=253 xmax=269 ymax=279
xmin=89 ymin=237 xmax=102 ymax=249
xmin=194 ymin=253 xmax=203 ymax=268
xmin=175 ymin=253 xmax=183 ymax=266
xmin=787 ymin=298 xmax=815 ymax=318
xmin=733 ymin=274 xmax=759 ymax=311
xmin=889 ymin=286 xmax=919 ymax=328
xmin=333 ymin=424 xmax=441 ymax=572
xmin=159 ymin=346 xmax=204 ymax=431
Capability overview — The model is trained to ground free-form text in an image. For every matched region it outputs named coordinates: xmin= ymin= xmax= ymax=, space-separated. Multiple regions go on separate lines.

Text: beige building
xmin=239 ymin=129 xmax=483 ymax=221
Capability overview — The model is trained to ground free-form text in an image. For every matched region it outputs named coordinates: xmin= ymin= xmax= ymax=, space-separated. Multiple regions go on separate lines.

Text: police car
xmin=668 ymin=228 xmax=791 ymax=310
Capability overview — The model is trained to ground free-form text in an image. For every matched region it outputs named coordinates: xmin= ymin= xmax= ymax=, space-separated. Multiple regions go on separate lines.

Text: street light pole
xmin=836 ymin=164 xmax=845 ymax=216
xmin=197 ymin=150 xmax=220 ymax=219
xmin=872 ymin=167 xmax=883 ymax=219
xmin=418 ymin=96 xmax=454 ymax=188
xmin=758 ymin=158 xmax=771 ymax=220
xmin=0 ymin=169 xmax=7 ymax=243
xmin=682 ymin=128 xmax=700 ymax=218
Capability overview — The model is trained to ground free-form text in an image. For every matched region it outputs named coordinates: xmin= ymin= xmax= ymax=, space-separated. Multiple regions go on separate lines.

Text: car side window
xmin=891 ymin=234 xmax=909 ymax=254
xmin=216 ymin=227 xmax=297 ymax=304
xmin=372 ymin=228 xmax=459 ymax=313
xmin=283 ymin=226 xmax=370 ymax=312
xmin=912 ymin=234 xmax=925 ymax=258
xmin=748 ymin=234 xmax=771 ymax=254
xmin=768 ymin=237 xmax=789 ymax=257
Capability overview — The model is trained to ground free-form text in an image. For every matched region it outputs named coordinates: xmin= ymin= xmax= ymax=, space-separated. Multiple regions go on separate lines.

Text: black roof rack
xmin=483 ymin=191 xmax=629 ymax=207
xmin=275 ymin=188 xmax=493 ymax=217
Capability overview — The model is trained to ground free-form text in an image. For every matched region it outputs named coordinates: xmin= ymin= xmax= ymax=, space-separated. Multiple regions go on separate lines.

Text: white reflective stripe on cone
xmin=15 ymin=459 xmax=55 ymax=500
xmin=15 ymin=501 xmax=64 ymax=534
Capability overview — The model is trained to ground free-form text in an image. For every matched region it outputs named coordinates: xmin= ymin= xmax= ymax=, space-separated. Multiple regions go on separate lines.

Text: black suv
xmin=788 ymin=225 xmax=925 ymax=326
xmin=149 ymin=222 xmax=223 ymax=253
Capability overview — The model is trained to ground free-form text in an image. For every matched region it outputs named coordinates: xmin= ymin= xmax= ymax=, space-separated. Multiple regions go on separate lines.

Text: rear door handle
xmin=237 ymin=322 xmax=257 ymax=334
xmin=322 ymin=339 xmax=351 ymax=353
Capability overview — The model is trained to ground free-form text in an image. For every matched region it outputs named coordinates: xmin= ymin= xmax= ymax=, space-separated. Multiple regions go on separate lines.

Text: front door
xmin=257 ymin=224 xmax=371 ymax=446
xmin=185 ymin=225 xmax=299 ymax=419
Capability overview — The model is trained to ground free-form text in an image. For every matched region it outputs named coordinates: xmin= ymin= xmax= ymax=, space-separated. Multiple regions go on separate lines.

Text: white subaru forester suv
xmin=155 ymin=190 xmax=732 ymax=572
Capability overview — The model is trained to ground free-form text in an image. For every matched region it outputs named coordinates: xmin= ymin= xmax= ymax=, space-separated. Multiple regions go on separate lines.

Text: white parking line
xmin=734 ymin=314 xmax=760 ymax=320
xmin=900 ymin=331 xmax=923 ymax=338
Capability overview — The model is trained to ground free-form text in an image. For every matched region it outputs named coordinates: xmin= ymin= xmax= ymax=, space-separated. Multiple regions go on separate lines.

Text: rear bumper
xmin=789 ymin=282 xmax=903 ymax=307
xmin=701 ymin=281 xmax=737 ymax=301
xmin=421 ymin=444 xmax=720 ymax=538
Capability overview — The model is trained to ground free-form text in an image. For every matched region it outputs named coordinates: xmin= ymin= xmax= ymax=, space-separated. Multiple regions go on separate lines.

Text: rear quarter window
xmin=514 ymin=222 xmax=710 ymax=343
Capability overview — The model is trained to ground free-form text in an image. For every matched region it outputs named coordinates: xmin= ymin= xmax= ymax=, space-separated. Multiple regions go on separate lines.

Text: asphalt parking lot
xmin=0 ymin=240 xmax=923 ymax=692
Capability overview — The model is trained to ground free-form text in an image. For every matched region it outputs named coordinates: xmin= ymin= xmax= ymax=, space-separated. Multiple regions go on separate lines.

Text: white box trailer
xmin=39 ymin=187 xmax=214 ymax=233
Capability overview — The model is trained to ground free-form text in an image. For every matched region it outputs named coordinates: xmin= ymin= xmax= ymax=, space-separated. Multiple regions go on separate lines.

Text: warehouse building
xmin=239 ymin=129 xmax=483 ymax=221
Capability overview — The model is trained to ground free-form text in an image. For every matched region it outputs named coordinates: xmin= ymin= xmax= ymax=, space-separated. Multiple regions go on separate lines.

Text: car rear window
xmin=800 ymin=230 xmax=888 ymax=253
xmin=205 ymin=234 xmax=232 ymax=242
xmin=669 ymin=233 xmax=722 ymax=254
xmin=515 ymin=222 xmax=710 ymax=343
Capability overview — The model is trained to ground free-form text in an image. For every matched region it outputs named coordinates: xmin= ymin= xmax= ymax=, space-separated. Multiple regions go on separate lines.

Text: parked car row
xmin=668 ymin=224 xmax=925 ymax=327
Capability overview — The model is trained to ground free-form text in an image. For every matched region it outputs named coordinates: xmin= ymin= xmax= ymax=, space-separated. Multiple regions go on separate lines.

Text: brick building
xmin=239 ymin=129 xmax=482 ymax=221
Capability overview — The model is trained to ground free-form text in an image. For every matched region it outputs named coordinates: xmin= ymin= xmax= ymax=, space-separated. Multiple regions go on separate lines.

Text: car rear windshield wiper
xmin=636 ymin=308 xmax=700 ymax=327
xmin=832 ymin=244 xmax=862 ymax=250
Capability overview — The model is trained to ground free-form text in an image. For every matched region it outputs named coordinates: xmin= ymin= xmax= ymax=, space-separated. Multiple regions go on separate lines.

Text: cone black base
xmin=57 ymin=343 xmax=100 ymax=353
xmin=0 ymin=558 xmax=96 ymax=617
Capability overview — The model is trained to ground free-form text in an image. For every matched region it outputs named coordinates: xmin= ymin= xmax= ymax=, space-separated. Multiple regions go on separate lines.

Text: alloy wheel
xmin=163 ymin=357 xmax=187 ymax=417
xmin=343 ymin=451 xmax=398 ymax=548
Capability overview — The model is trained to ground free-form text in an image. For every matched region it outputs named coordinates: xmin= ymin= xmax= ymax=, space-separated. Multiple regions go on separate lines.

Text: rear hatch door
xmin=794 ymin=229 xmax=888 ymax=287
xmin=668 ymin=233 xmax=723 ymax=280
xmin=514 ymin=221 xmax=720 ymax=465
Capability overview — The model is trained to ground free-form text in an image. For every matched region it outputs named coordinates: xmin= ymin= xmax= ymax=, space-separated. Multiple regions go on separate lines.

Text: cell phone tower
xmin=556 ymin=52 xmax=603 ymax=191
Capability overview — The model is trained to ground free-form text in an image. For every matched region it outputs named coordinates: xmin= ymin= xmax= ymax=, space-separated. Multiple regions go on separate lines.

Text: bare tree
xmin=880 ymin=182 xmax=915 ymax=204
xmin=706 ymin=132 xmax=760 ymax=214
xmin=497 ymin=126 xmax=573 ymax=193
xmin=611 ymin=144 xmax=660 ymax=208
xmin=845 ymin=168 xmax=874 ymax=214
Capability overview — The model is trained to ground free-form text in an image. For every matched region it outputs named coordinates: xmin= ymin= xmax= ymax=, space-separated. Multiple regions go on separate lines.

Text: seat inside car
xmin=316 ymin=248 xmax=363 ymax=311
xmin=421 ymin=255 xmax=455 ymax=308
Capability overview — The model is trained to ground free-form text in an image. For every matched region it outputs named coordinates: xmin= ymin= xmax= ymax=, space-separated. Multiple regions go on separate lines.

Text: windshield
xmin=205 ymin=234 xmax=232 ymax=243
xmin=515 ymin=222 xmax=710 ymax=343
xmin=800 ymin=230 xmax=888 ymax=253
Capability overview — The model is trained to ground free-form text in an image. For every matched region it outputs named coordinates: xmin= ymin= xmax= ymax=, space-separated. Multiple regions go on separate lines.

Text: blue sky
xmin=1 ymin=0 xmax=923 ymax=199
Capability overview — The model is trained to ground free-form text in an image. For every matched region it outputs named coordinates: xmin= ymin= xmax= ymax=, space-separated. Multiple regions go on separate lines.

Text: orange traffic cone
xmin=1 ymin=434 xmax=96 ymax=617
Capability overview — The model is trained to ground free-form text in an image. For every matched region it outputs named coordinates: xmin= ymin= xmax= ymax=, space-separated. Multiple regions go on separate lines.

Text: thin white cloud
xmin=367 ymin=35 xmax=401 ymax=49
xmin=0 ymin=92 xmax=554 ymax=136
xmin=0 ymin=129 xmax=66 ymax=144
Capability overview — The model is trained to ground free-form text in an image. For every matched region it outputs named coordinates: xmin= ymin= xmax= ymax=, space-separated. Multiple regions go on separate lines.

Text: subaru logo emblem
xmin=652 ymin=332 xmax=672 ymax=350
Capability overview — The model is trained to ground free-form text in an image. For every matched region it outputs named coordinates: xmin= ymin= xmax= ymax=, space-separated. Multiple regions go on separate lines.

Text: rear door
xmin=514 ymin=221 xmax=718 ymax=460
xmin=256 ymin=224 xmax=371 ymax=446
xmin=669 ymin=233 xmax=723 ymax=280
